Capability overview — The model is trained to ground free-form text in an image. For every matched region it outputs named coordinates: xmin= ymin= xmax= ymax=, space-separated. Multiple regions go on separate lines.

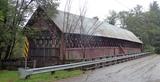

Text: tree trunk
xmin=8 ymin=36 xmax=16 ymax=59
xmin=0 ymin=49 xmax=2 ymax=61
xmin=4 ymin=45 xmax=11 ymax=60
xmin=4 ymin=33 xmax=16 ymax=60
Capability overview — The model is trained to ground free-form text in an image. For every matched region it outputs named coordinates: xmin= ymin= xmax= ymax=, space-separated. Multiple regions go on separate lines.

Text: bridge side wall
xmin=64 ymin=33 xmax=142 ymax=61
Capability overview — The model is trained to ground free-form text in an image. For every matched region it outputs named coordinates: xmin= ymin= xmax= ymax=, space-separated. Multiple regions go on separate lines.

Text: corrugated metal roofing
xmin=50 ymin=11 xmax=143 ymax=43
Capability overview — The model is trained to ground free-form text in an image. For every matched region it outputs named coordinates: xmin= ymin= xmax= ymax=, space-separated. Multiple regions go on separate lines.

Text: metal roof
xmin=50 ymin=11 xmax=142 ymax=43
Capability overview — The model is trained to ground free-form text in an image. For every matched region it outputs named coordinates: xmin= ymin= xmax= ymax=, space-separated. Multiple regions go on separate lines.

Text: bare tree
xmin=62 ymin=0 xmax=104 ymax=61
xmin=43 ymin=0 xmax=105 ymax=81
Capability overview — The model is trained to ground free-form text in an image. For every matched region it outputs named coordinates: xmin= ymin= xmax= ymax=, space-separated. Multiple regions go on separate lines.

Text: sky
xmin=58 ymin=0 xmax=160 ymax=19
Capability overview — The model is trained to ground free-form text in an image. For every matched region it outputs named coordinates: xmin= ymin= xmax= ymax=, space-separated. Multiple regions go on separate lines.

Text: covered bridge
xmin=26 ymin=7 xmax=143 ymax=67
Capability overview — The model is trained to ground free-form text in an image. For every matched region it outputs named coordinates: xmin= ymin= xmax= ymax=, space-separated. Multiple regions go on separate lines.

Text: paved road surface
xmin=56 ymin=55 xmax=160 ymax=82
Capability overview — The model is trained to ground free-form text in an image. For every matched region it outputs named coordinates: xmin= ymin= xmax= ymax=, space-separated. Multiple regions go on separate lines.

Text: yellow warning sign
xmin=23 ymin=37 xmax=29 ymax=58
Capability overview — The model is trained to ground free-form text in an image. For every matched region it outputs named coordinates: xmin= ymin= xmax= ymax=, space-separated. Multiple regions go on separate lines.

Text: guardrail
xmin=18 ymin=52 xmax=151 ymax=79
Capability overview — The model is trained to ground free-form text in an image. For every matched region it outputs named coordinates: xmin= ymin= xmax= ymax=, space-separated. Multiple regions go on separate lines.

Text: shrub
xmin=155 ymin=47 xmax=160 ymax=54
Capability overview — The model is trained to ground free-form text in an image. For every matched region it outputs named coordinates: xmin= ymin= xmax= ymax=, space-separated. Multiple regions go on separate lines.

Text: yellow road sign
xmin=23 ymin=37 xmax=29 ymax=58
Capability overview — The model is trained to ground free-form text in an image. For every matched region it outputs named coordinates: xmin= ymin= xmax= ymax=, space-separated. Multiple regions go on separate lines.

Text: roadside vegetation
xmin=0 ymin=70 xmax=82 ymax=82
xmin=106 ymin=1 xmax=160 ymax=53
xmin=0 ymin=0 xmax=58 ymax=62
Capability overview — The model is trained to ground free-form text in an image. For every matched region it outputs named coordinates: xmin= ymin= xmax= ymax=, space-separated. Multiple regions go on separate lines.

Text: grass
xmin=0 ymin=69 xmax=82 ymax=82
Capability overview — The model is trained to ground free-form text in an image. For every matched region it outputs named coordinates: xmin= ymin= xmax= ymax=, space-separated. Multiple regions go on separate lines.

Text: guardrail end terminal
xmin=18 ymin=68 xmax=30 ymax=79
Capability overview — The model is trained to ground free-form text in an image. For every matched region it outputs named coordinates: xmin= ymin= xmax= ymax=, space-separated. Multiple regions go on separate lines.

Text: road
xmin=56 ymin=55 xmax=160 ymax=82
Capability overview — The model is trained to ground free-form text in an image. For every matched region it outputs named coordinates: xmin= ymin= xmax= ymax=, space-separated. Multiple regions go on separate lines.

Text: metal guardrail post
xmin=18 ymin=52 xmax=151 ymax=79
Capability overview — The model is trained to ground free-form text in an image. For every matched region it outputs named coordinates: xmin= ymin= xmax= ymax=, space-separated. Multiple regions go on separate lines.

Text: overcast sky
xmin=58 ymin=0 xmax=160 ymax=19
